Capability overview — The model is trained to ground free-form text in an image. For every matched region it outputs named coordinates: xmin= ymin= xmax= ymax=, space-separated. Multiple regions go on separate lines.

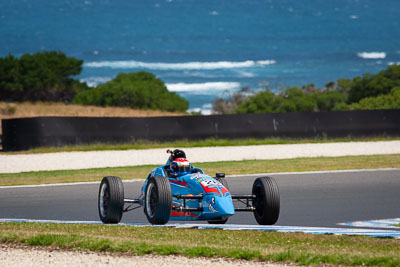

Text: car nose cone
xmin=212 ymin=195 xmax=235 ymax=216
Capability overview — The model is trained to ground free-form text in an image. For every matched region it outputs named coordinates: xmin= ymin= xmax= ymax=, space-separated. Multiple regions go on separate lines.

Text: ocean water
xmin=1 ymin=0 xmax=399 ymax=114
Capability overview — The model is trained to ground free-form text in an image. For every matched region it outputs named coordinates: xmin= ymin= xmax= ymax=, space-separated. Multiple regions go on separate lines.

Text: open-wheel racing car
xmin=98 ymin=149 xmax=280 ymax=225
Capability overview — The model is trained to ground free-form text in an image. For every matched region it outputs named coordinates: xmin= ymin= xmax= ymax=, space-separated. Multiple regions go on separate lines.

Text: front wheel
xmin=144 ymin=176 xmax=172 ymax=225
xmin=252 ymin=176 xmax=280 ymax=225
xmin=98 ymin=176 xmax=124 ymax=224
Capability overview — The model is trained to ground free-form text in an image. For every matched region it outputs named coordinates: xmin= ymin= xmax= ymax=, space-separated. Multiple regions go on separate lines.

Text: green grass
xmin=1 ymin=222 xmax=399 ymax=266
xmin=2 ymin=136 xmax=399 ymax=154
xmin=1 ymin=154 xmax=399 ymax=186
xmin=394 ymin=224 xmax=400 ymax=228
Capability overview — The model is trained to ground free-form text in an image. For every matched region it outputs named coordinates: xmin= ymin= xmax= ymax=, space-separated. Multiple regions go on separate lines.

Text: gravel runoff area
xmin=1 ymin=141 xmax=400 ymax=173
xmin=0 ymin=245 xmax=285 ymax=267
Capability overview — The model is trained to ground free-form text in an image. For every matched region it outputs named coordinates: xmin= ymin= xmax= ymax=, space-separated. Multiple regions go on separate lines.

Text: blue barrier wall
xmin=2 ymin=109 xmax=400 ymax=151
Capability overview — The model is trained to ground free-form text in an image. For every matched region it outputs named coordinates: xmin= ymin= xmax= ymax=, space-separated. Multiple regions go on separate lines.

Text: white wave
xmin=236 ymin=70 xmax=255 ymax=78
xmin=357 ymin=52 xmax=386 ymax=59
xmin=85 ymin=59 xmax=276 ymax=70
xmin=166 ymin=82 xmax=241 ymax=92
xmin=256 ymin=60 xmax=276 ymax=65
xmin=80 ymin=76 xmax=112 ymax=87
xmin=182 ymin=71 xmax=219 ymax=78
xmin=188 ymin=103 xmax=213 ymax=115
xmin=202 ymin=103 xmax=212 ymax=109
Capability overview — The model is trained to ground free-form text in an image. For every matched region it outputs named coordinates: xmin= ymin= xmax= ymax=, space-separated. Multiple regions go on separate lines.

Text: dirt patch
xmin=0 ymin=244 xmax=285 ymax=267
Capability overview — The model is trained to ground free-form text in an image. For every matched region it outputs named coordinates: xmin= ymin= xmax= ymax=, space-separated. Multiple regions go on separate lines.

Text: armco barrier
xmin=2 ymin=110 xmax=400 ymax=151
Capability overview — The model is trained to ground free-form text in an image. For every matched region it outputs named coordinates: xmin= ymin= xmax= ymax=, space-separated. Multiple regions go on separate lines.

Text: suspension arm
xmin=231 ymin=194 xmax=256 ymax=212
xmin=235 ymin=207 xmax=255 ymax=212
xmin=124 ymin=198 xmax=142 ymax=204
xmin=231 ymin=194 xmax=255 ymax=200
xmin=173 ymin=194 xmax=203 ymax=200
xmin=172 ymin=206 xmax=203 ymax=212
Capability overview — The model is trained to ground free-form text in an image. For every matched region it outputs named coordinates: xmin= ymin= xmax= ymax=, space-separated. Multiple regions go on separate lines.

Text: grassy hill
xmin=0 ymin=101 xmax=185 ymax=134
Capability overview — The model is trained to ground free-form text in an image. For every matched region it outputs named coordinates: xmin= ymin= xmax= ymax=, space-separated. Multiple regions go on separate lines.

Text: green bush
xmin=346 ymin=87 xmax=400 ymax=110
xmin=313 ymin=90 xmax=347 ymax=111
xmin=0 ymin=51 xmax=87 ymax=102
xmin=74 ymin=71 xmax=189 ymax=112
xmin=235 ymin=87 xmax=347 ymax=114
xmin=235 ymin=90 xmax=275 ymax=114
xmin=283 ymin=87 xmax=318 ymax=112
xmin=230 ymin=65 xmax=400 ymax=114
xmin=348 ymin=65 xmax=400 ymax=103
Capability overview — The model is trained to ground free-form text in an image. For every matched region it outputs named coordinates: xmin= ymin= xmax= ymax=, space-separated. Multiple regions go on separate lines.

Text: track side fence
xmin=2 ymin=110 xmax=400 ymax=151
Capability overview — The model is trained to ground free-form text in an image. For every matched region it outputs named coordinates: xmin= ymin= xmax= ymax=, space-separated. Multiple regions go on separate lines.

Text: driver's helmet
xmin=169 ymin=149 xmax=186 ymax=162
xmin=170 ymin=158 xmax=191 ymax=176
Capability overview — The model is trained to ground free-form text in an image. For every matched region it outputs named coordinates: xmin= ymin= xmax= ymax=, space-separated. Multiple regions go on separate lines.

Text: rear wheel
xmin=98 ymin=176 xmax=124 ymax=224
xmin=144 ymin=176 xmax=172 ymax=225
xmin=252 ymin=176 xmax=280 ymax=225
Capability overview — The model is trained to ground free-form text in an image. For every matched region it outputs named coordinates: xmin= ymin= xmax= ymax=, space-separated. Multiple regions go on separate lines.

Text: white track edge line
xmin=227 ymin=168 xmax=400 ymax=177
xmin=1 ymin=168 xmax=399 ymax=189
xmin=0 ymin=219 xmax=399 ymax=239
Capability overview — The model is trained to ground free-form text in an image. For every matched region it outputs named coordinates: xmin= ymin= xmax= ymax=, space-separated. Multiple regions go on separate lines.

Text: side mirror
xmin=216 ymin=173 xmax=225 ymax=178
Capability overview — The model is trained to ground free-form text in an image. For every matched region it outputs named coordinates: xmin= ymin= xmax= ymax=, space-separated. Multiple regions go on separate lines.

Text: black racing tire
xmin=98 ymin=176 xmax=124 ymax=224
xmin=252 ymin=176 xmax=280 ymax=225
xmin=144 ymin=176 xmax=172 ymax=225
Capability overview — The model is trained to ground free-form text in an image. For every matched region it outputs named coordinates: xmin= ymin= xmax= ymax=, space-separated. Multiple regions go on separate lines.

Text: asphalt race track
xmin=1 ymin=169 xmax=399 ymax=230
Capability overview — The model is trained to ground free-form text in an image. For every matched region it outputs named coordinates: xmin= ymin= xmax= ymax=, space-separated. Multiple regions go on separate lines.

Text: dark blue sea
xmin=1 ymin=0 xmax=399 ymax=114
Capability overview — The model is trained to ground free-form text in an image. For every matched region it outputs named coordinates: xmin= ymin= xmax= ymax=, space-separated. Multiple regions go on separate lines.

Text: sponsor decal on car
xmin=209 ymin=197 xmax=218 ymax=213
xmin=168 ymin=178 xmax=189 ymax=187
xmin=190 ymin=173 xmax=208 ymax=181
xmin=190 ymin=174 xmax=229 ymax=196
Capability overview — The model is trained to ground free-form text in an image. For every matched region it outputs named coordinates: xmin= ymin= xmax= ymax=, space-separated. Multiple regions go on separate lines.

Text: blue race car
xmin=98 ymin=149 xmax=280 ymax=225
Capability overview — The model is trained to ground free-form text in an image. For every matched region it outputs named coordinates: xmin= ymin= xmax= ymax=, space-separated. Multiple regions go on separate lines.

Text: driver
xmin=167 ymin=149 xmax=192 ymax=177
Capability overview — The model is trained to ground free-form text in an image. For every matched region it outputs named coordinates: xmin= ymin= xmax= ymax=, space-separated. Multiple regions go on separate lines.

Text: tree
xmin=0 ymin=51 xmax=87 ymax=102
xmin=347 ymin=65 xmax=400 ymax=103
xmin=212 ymin=88 xmax=253 ymax=114
xmin=325 ymin=81 xmax=336 ymax=91
xmin=235 ymin=87 xmax=319 ymax=114
xmin=336 ymin=78 xmax=352 ymax=94
xmin=74 ymin=71 xmax=188 ymax=112
xmin=312 ymin=90 xmax=347 ymax=112
xmin=231 ymin=83 xmax=351 ymax=114
xmin=346 ymin=87 xmax=400 ymax=110
xmin=235 ymin=90 xmax=276 ymax=114
xmin=232 ymin=65 xmax=400 ymax=114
